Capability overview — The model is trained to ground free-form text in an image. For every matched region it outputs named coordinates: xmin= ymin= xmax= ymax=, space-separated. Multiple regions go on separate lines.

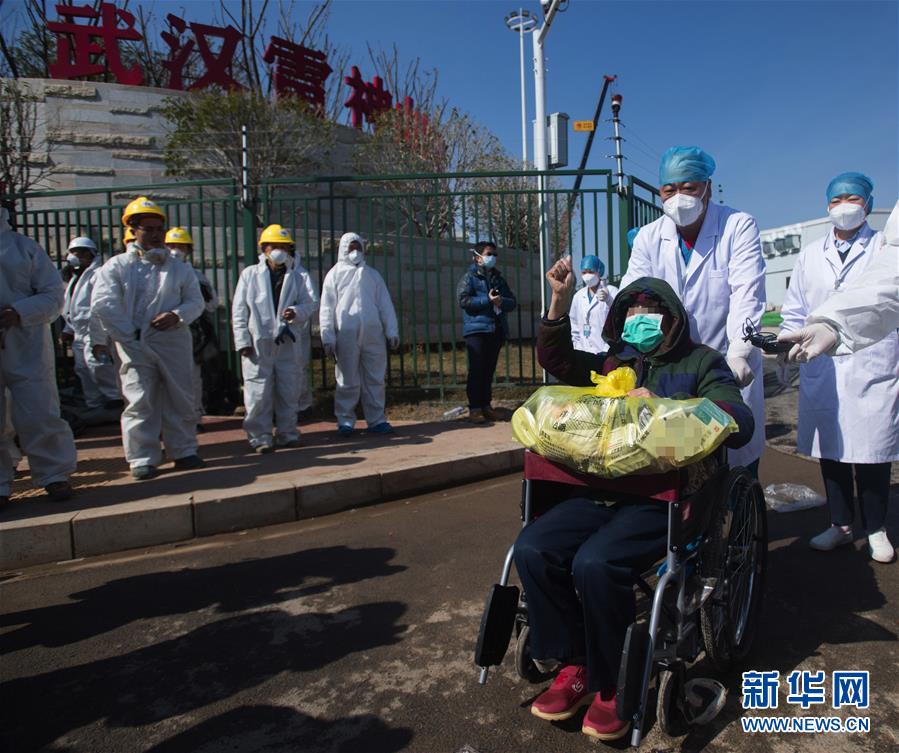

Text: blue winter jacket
xmin=457 ymin=263 xmax=517 ymax=337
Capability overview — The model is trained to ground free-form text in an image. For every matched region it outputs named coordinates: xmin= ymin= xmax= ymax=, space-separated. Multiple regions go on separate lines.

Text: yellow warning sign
xmin=573 ymin=120 xmax=595 ymax=132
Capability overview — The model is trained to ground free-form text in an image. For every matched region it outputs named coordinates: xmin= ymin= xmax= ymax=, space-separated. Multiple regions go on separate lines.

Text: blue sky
xmin=8 ymin=0 xmax=897 ymax=229
xmin=322 ymin=0 xmax=898 ymax=229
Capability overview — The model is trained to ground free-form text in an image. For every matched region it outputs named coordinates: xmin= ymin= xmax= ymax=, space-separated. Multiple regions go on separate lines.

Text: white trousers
xmin=242 ymin=338 xmax=301 ymax=447
xmin=296 ymin=324 xmax=313 ymax=412
xmin=0 ymin=325 xmax=77 ymax=495
xmin=73 ymin=338 xmax=120 ymax=408
xmin=116 ymin=329 xmax=198 ymax=469
xmin=192 ymin=360 xmax=204 ymax=423
xmin=334 ymin=331 xmax=387 ymax=428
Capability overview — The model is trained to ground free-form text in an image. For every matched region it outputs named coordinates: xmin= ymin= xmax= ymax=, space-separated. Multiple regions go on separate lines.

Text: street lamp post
xmin=504 ymin=9 xmax=537 ymax=169
xmin=532 ymin=0 xmax=564 ymax=330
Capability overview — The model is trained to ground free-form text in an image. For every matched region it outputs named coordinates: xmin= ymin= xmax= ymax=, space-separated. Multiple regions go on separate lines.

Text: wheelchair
xmin=474 ymin=449 xmax=768 ymax=747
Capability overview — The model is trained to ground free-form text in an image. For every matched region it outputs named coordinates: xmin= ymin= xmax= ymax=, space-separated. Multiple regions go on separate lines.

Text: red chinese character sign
xmin=47 ymin=2 xmax=143 ymax=85
xmin=343 ymin=66 xmax=394 ymax=129
xmin=162 ymin=14 xmax=244 ymax=91
xmin=263 ymin=36 xmax=332 ymax=109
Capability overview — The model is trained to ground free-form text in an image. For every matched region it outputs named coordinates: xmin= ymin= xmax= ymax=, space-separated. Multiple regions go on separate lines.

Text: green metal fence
xmin=5 ymin=169 xmax=660 ymax=398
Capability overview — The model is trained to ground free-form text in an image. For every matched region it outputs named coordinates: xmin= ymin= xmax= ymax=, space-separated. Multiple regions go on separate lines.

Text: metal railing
xmin=4 ymin=169 xmax=660 ymax=397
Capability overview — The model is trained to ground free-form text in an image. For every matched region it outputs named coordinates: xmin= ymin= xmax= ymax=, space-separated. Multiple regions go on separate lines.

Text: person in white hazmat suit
xmin=0 ymin=208 xmax=77 ymax=505
xmin=166 ymin=227 xmax=217 ymax=424
xmin=91 ymin=197 xmax=205 ymax=480
xmin=778 ymin=198 xmax=899 ymax=360
xmin=62 ymin=236 xmax=121 ymax=410
xmin=619 ymin=146 xmax=766 ymax=475
xmin=320 ymin=232 xmax=399 ymax=436
xmin=570 ymin=255 xmax=618 ymax=354
xmin=232 ymin=224 xmax=318 ymax=453
xmin=779 ymin=173 xmax=897 ymax=563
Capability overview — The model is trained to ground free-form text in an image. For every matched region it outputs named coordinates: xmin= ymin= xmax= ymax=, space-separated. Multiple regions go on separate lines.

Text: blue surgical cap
xmin=626 ymin=227 xmax=640 ymax=250
xmin=659 ymin=146 xmax=716 ymax=185
xmin=826 ymin=172 xmax=873 ymax=208
xmin=581 ymin=255 xmax=604 ymax=275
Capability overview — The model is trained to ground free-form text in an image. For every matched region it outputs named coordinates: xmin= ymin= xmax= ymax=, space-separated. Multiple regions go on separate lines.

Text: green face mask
xmin=622 ymin=313 xmax=665 ymax=353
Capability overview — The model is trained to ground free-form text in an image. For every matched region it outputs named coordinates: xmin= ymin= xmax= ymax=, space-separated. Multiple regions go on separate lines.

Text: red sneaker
xmin=530 ymin=665 xmax=592 ymax=721
xmin=582 ymin=693 xmax=630 ymax=740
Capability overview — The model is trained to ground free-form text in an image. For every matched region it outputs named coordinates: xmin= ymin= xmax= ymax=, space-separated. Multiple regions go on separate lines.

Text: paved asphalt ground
xmin=1 ymin=453 xmax=897 ymax=753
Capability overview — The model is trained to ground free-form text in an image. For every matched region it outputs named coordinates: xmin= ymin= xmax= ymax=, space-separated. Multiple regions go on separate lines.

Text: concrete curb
xmin=0 ymin=447 xmax=524 ymax=571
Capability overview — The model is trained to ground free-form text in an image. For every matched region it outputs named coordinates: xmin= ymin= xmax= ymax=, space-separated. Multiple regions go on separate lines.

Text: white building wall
xmin=761 ymin=209 xmax=890 ymax=308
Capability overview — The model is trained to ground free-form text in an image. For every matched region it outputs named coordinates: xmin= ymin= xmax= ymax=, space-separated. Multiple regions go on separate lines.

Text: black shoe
xmin=173 ymin=454 xmax=205 ymax=470
xmin=132 ymin=465 xmax=157 ymax=480
xmin=45 ymin=481 xmax=74 ymax=502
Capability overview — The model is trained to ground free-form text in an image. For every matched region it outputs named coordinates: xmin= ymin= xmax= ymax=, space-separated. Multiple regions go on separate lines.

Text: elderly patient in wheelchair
xmin=513 ymin=262 xmax=756 ymax=742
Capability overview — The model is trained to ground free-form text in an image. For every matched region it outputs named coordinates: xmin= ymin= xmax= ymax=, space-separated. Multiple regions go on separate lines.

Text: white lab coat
xmin=63 ymin=258 xmax=120 ymax=408
xmin=0 ymin=214 xmax=77 ymax=494
xmin=320 ymin=233 xmax=399 ymax=428
xmin=91 ymin=244 xmax=204 ymax=468
xmin=232 ymin=255 xmax=318 ymax=446
xmin=620 ymin=202 xmax=767 ymax=466
xmin=570 ymin=282 xmax=618 ymax=354
xmin=808 ymin=201 xmax=899 ymax=355
xmin=780 ymin=224 xmax=898 ymax=463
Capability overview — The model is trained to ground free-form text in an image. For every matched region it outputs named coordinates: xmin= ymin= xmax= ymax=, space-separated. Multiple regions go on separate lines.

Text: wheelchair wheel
xmin=656 ymin=668 xmax=690 ymax=738
xmin=700 ymin=470 xmax=767 ymax=672
xmin=514 ymin=625 xmax=553 ymax=683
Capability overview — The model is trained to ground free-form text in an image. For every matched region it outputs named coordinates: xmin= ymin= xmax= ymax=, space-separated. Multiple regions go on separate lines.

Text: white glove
xmin=777 ymin=323 xmax=839 ymax=363
xmin=323 ymin=343 xmax=335 ymax=358
xmin=388 ymin=336 xmax=400 ymax=350
xmin=596 ymin=287 xmax=609 ymax=302
xmin=726 ymin=355 xmax=754 ymax=388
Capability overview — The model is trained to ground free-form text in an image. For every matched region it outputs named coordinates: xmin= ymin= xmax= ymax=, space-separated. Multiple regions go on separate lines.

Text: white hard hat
xmin=67 ymin=236 xmax=97 ymax=253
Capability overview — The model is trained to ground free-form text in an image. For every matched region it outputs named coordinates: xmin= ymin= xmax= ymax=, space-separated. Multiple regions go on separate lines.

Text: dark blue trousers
xmin=465 ymin=332 xmax=504 ymax=410
xmin=514 ymin=495 xmax=669 ymax=693
xmin=820 ymin=459 xmax=891 ymax=532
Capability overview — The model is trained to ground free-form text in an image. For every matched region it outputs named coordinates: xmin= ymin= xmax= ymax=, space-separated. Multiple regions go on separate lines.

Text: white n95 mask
xmin=144 ymin=248 xmax=168 ymax=264
xmin=828 ymin=202 xmax=867 ymax=231
xmin=170 ymin=249 xmax=187 ymax=263
xmin=581 ymin=273 xmax=598 ymax=287
xmin=66 ymin=253 xmax=83 ymax=268
xmin=269 ymin=249 xmax=289 ymax=266
xmin=663 ymin=184 xmax=708 ymax=227
xmin=347 ymin=249 xmax=363 ymax=265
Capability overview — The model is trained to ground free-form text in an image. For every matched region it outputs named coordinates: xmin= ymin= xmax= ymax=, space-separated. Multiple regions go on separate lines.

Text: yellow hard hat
xmin=165 ymin=227 xmax=194 ymax=245
xmin=258 ymin=224 xmax=294 ymax=247
xmin=122 ymin=196 xmax=166 ymax=225
xmin=123 ymin=226 xmax=136 ymax=243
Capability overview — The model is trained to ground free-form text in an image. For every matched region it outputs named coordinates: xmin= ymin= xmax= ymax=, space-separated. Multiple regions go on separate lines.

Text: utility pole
xmin=532 ymin=0 xmax=564 ymax=326
xmin=567 ymin=74 xmax=616 ymax=216
xmin=610 ymin=94 xmax=625 ymax=195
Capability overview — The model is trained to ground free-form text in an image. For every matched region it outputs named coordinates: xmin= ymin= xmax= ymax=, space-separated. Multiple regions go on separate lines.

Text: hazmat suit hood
xmin=601 ymin=276 xmax=692 ymax=359
xmin=337 ymin=232 xmax=365 ymax=265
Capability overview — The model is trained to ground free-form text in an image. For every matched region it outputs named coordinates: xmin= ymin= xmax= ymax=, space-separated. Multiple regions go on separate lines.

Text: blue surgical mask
xmin=479 ymin=252 xmax=497 ymax=269
xmin=622 ymin=313 xmax=665 ymax=353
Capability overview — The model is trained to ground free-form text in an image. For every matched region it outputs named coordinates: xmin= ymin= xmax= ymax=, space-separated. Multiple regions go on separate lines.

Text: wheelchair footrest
xmin=474 ymin=584 xmax=520 ymax=668
xmin=616 ymin=621 xmax=649 ymax=722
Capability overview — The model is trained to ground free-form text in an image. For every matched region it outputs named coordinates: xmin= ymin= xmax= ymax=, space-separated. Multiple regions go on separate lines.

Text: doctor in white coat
xmin=779 ymin=173 xmax=897 ymax=563
xmin=232 ymin=224 xmax=318 ymax=453
xmin=778 ymin=199 xmax=899 ymax=360
xmin=62 ymin=236 xmax=120 ymax=410
xmin=570 ymin=255 xmax=618 ymax=354
xmin=92 ymin=197 xmax=205 ymax=480
xmin=620 ymin=146 xmax=766 ymax=473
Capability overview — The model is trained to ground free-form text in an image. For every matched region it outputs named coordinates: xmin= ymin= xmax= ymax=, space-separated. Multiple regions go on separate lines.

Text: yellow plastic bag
xmin=511 ymin=383 xmax=737 ymax=478
xmin=590 ymin=366 xmax=637 ymax=397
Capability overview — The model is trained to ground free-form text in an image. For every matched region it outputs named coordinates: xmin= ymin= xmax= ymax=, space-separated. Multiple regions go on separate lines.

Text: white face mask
xmin=347 ymin=249 xmax=363 ymax=265
xmin=581 ymin=273 xmax=598 ymax=288
xmin=662 ymin=183 xmax=708 ymax=227
xmin=828 ymin=201 xmax=867 ymax=231
xmin=66 ymin=253 xmax=83 ymax=268
xmin=144 ymin=247 xmax=168 ymax=265
xmin=170 ymin=249 xmax=188 ymax=263
xmin=268 ymin=248 xmax=290 ymax=266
